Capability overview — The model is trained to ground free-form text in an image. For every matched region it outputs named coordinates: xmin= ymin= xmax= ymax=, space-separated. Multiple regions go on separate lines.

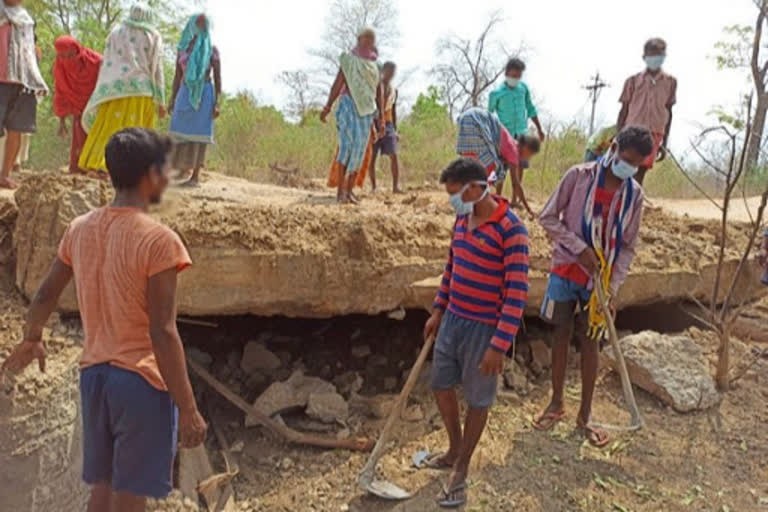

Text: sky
xmin=204 ymin=0 xmax=757 ymax=153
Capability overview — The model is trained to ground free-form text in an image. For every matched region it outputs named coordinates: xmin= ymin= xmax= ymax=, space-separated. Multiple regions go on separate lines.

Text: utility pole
xmin=583 ymin=72 xmax=609 ymax=136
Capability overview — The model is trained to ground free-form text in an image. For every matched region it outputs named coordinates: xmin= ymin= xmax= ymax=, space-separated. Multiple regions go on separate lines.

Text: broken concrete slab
xmin=603 ymin=331 xmax=720 ymax=412
xmin=13 ymin=173 xmax=449 ymax=318
xmin=240 ymin=342 xmax=281 ymax=373
xmin=187 ymin=347 xmax=213 ymax=368
xmin=245 ymin=370 xmax=336 ymax=426
xmin=14 ymin=173 xmax=765 ymax=320
xmin=502 ymin=362 xmax=530 ymax=396
xmin=306 ymin=392 xmax=349 ymax=424
xmin=333 ymin=371 xmax=363 ymax=398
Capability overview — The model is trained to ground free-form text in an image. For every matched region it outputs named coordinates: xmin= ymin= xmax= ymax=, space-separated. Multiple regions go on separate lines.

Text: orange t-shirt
xmin=57 ymin=207 xmax=192 ymax=391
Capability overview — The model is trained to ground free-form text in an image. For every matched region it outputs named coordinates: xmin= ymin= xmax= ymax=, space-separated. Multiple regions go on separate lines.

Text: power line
xmin=583 ymin=72 xmax=609 ymax=137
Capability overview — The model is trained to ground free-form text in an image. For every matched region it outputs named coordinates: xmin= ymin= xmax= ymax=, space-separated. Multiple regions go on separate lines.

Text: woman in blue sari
xmin=320 ymin=28 xmax=382 ymax=204
xmin=169 ymin=14 xmax=221 ymax=187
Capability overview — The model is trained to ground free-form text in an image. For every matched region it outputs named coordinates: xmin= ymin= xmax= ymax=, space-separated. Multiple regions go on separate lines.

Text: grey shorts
xmin=373 ymin=122 xmax=397 ymax=155
xmin=430 ymin=310 xmax=498 ymax=409
xmin=0 ymin=83 xmax=37 ymax=134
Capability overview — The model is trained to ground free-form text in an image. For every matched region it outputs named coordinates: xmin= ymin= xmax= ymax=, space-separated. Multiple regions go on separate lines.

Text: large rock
xmin=13 ymin=173 xmax=766 ymax=319
xmin=306 ymin=392 xmax=349 ymax=424
xmin=245 ymin=370 xmax=336 ymax=426
xmin=603 ymin=331 xmax=720 ymax=412
xmin=240 ymin=342 xmax=281 ymax=373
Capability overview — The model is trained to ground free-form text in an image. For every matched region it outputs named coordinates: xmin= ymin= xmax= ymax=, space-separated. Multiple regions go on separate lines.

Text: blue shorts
xmin=80 ymin=364 xmax=178 ymax=499
xmin=430 ymin=310 xmax=498 ymax=409
xmin=540 ymin=274 xmax=591 ymax=327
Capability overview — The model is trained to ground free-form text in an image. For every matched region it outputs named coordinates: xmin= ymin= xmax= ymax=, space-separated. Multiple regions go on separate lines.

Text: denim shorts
xmin=540 ymin=274 xmax=591 ymax=327
xmin=80 ymin=364 xmax=178 ymax=499
xmin=430 ymin=310 xmax=498 ymax=409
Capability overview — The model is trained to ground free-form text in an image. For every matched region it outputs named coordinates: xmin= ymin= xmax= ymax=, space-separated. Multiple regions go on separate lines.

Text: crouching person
xmin=423 ymin=157 xmax=529 ymax=508
xmin=534 ymin=126 xmax=652 ymax=447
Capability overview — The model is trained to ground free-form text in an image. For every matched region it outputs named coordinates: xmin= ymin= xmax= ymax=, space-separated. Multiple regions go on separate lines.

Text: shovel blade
xmin=364 ymin=479 xmax=412 ymax=500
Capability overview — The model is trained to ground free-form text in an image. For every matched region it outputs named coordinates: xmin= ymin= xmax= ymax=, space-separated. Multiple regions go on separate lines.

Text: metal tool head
xmin=359 ymin=475 xmax=412 ymax=500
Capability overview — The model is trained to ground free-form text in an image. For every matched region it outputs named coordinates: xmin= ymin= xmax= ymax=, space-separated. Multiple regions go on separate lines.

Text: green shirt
xmin=488 ymin=81 xmax=538 ymax=136
xmin=586 ymin=125 xmax=617 ymax=155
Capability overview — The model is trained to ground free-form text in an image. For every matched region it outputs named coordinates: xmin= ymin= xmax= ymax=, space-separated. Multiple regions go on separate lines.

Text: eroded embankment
xmin=1 ymin=172 xmax=767 ymax=511
xmin=0 ymin=290 xmax=88 ymax=511
xmin=10 ymin=172 xmax=766 ymax=318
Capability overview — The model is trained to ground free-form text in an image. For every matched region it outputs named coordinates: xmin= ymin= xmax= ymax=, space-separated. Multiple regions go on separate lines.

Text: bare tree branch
xmin=276 ymin=70 xmax=323 ymax=121
xmin=666 ymin=148 xmax=723 ymax=211
xmin=310 ymin=0 xmax=400 ymax=82
xmin=430 ymin=10 xmax=523 ymax=114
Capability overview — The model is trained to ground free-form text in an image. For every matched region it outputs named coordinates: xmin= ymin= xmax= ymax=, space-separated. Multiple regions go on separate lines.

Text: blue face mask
xmin=644 ymin=55 xmax=665 ymax=71
xmin=604 ymin=147 xmax=638 ymax=180
xmin=450 ymin=182 xmax=489 ymax=215
xmin=505 ymin=77 xmax=520 ymax=88
xmin=612 ymin=159 xmax=638 ymax=180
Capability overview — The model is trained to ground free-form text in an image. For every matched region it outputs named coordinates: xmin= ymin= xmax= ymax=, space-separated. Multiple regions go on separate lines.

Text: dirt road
xmin=657 ymin=195 xmax=765 ymax=223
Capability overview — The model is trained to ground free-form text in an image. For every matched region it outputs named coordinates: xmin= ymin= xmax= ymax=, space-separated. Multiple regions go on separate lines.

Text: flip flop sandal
xmin=532 ymin=410 xmax=566 ymax=431
xmin=412 ymin=451 xmax=454 ymax=470
xmin=437 ymin=481 xmax=467 ymax=508
xmin=577 ymin=421 xmax=611 ymax=448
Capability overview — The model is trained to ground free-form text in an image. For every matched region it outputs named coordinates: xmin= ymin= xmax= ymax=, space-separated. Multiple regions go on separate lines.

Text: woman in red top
xmin=53 ymin=36 xmax=102 ymax=174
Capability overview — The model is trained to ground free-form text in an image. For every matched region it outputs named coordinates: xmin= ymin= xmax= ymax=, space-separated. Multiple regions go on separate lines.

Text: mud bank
xmin=0 ymin=294 xmax=88 ymax=511
xmin=12 ymin=173 xmax=765 ymax=317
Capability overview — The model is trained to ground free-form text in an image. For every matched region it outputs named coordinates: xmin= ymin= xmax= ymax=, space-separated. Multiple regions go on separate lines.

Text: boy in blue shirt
xmin=488 ymin=58 xmax=545 ymax=141
xmin=488 ymin=58 xmax=545 ymax=205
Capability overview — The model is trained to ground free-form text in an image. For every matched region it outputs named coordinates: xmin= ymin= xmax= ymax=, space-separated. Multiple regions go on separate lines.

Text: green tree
xmin=410 ymin=86 xmax=449 ymax=123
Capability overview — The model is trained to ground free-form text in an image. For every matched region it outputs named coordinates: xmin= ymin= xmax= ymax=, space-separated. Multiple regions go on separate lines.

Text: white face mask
xmin=449 ymin=181 xmax=489 ymax=215
xmin=505 ymin=77 xmax=520 ymax=88
xmin=603 ymin=146 xmax=638 ymax=180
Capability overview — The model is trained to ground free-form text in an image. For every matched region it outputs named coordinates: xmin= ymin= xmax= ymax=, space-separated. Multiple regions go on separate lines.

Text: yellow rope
xmin=586 ymin=248 xmax=611 ymax=341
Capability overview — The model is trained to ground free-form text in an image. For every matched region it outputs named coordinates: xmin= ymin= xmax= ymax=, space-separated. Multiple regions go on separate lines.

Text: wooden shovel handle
xmin=360 ymin=334 xmax=436 ymax=477
xmin=593 ymin=275 xmax=644 ymax=428
xmin=186 ymin=357 xmax=374 ymax=452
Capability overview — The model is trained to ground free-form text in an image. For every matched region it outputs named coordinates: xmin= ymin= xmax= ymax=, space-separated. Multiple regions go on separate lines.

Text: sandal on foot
xmin=437 ymin=481 xmax=467 ymax=508
xmin=178 ymin=179 xmax=199 ymax=188
xmin=577 ymin=419 xmax=610 ymax=448
xmin=412 ymin=451 xmax=454 ymax=470
xmin=533 ymin=409 xmax=565 ymax=431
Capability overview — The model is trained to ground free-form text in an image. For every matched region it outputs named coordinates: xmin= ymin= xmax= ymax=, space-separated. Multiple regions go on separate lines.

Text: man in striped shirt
xmin=423 ymin=158 xmax=529 ymax=508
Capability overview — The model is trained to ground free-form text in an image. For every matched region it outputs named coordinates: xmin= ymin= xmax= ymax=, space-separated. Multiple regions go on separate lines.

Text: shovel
xmin=358 ymin=333 xmax=436 ymax=500
xmin=592 ymin=273 xmax=644 ymax=431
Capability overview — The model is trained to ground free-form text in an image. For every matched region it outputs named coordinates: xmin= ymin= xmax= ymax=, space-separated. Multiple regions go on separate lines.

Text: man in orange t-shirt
xmin=2 ymin=128 xmax=206 ymax=511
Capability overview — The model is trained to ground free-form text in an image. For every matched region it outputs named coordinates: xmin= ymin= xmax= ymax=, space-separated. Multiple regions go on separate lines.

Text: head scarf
xmin=353 ymin=27 xmax=378 ymax=61
xmin=81 ymin=2 xmax=165 ymax=131
xmin=123 ymin=2 xmax=156 ymax=32
xmin=177 ymin=14 xmax=212 ymax=110
xmin=53 ymin=36 xmax=102 ymax=117
xmin=0 ymin=3 xmax=48 ymax=92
